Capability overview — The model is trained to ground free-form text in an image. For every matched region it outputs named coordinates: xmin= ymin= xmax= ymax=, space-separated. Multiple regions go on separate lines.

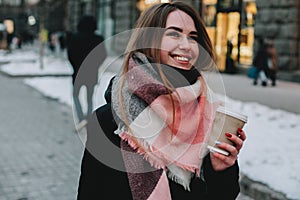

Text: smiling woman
xmin=77 ymin=1 xmax=247 ymax=200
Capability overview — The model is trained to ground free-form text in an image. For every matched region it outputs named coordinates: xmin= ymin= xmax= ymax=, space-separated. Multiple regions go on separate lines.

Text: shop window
xmin=202 ymin=0 xmax=217 ymax=48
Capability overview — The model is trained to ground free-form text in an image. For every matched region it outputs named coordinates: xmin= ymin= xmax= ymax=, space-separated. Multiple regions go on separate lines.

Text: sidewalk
xmin=0 ymin=73 xmax=84 ymax=200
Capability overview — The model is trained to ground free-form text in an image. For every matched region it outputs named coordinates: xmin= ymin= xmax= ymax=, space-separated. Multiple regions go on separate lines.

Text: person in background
xmin=265 ymin=39 xmax=278 ymax=86
xmin=77 ymin=2 xmax=246 ymax=200
xmin=48 ymin=32 xmax=56 ymax=53
xmin=58 ymin=32 xmax=66 ymax=52
xmin=252 ymin=37 xmax=268 ymax=86
xmin=225 ymin=40 xmax=237 ymax=74
xmin=67 ymin=15 xmax=107 ymax=127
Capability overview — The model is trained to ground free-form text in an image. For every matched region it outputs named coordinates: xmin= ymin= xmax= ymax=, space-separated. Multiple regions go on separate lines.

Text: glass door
xmin=215 ymin=12 xmax=240 ymax=71
xmin=202 ymin=0 xmax=257 ymax=71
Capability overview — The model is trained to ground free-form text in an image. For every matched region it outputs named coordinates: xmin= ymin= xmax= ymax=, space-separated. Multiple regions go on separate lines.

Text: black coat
xmin=77 ymin=78 xmax=240 ymax=200
xmin=67 ymin=32 xmax=106 ymax=86
xmin=253 ymin=45 xmax=268 ymax=71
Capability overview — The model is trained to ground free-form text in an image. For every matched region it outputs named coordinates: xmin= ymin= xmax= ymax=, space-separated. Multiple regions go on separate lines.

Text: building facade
xmin=0 ymin=0 xmax=68 ymax=48
xmin=95 ymin=0 xmax=300 ymax=72
xmin=66 ymin=0 xmax=99 ymax=32
xmin=0 ymin=0 xmax=27 ymax=48
xmin=1 ymin=0 xmax=299 ymax=71
xmin=254 ymin=0 xmax=300 ymax=71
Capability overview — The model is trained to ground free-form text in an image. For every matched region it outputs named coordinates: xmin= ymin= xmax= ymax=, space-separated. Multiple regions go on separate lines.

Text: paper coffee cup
xmin=207 ymin=106 xmax=248 ymax=156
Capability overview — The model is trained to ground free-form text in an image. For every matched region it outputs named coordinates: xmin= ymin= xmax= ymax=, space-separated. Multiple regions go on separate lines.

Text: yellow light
xmin=246 ymin=2 xmax=257 ymax=14
xmin=3 ymin=20 xmax=14 ymax=34
xmin=145 ymin=0 xmax=159 ymax=4
xmin=203 ymin=0 xmax=217 ymax=4
xmin=137 ymin=0 xmax=170 ymax=12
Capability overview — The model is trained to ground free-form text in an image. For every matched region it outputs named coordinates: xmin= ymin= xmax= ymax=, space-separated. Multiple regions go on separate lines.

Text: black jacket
xmin=67 ymin=32 xmax=106 ymax=85
xmin=77 ymin=78 xmax=240 ymax=200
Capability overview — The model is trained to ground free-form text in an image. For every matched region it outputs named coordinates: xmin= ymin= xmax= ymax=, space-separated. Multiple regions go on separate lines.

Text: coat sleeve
xmin=202 ymin=154 xmax=240 ymax=200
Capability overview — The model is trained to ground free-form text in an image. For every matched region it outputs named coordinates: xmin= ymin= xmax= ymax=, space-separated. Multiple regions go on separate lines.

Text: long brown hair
xmin=119 ymin=1 xmax=214 ymax=135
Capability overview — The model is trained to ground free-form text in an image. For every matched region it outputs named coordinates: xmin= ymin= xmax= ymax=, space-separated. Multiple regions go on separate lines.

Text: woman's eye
xmin=188 ymin=36 xmax=198 ymax=42
xmin=166 ymin=31 xmax=180 ymax=38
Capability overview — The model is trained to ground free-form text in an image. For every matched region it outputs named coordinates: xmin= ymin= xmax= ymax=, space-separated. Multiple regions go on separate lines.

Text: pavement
xmin=1 ymin=47 xmax=300 ymax=200
xmin=0 ymin=71 xmax=84 ymax=200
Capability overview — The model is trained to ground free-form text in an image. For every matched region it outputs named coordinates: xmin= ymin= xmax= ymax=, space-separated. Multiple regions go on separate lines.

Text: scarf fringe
xmin=167 ymin=169 xmax=191 ymax=191
xmin=120 ymin=132 xmax=201 ymax=172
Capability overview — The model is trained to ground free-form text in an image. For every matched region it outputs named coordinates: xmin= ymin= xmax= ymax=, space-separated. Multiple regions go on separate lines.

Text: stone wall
xmin=66 ymin=0 xmax=98 ymax=33
xmin=254 ymin=0 xmax=300 ymax=70
xmin=66 ymin=0 xmax=80 ymax=32
xmin=112 ymin=0 xmax=139 ymax=54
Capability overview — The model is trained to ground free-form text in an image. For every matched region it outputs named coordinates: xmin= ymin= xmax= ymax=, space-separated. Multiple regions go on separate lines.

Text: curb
xmin=277 ymin=71 xmax=300 ymax=83
xmin=0 ymin=70 xmax=72 ymax=78
xmin=239 ymin=174 xmax=293 ymax=200
xmin=236 ymin=65 xmax=300 ymax=84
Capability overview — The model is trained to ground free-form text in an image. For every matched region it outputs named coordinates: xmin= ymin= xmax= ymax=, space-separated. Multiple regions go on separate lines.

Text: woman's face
xmin=160 ymin=10 xmax=199 ymax=70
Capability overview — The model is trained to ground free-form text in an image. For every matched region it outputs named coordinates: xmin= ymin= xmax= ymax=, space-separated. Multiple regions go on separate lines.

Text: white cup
xmin=207 ymin=106 xmax=248 ymax=156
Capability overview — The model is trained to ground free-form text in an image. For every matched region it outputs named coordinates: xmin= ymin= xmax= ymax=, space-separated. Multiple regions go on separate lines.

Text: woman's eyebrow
xmin=166 ymin=26 xmax=198 ymax=35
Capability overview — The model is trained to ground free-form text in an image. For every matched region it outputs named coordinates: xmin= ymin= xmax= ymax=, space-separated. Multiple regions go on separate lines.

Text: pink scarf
xmin=112 ymin=52 xmax=220 ymax=199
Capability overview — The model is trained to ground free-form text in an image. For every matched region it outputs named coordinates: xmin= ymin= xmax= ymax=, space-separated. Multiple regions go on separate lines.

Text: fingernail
xmin=237 ymin=128 xmax=242 ymax=133
xmin=225 ymin=133 xmax=232 ymax=138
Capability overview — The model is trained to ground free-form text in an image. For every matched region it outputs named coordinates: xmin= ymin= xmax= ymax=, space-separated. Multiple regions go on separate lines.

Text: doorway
xmin=214 ymin=11 xmax=255 ymax=71
xmin=202 ymin=0 xmax=256 ymax=71
xmin=215 ymin=12 xmax=240 ymax=71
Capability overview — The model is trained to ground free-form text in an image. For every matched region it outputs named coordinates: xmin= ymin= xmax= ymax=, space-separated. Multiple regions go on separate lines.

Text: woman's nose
xmin=178 ymin=36 xmax=192 ymax=50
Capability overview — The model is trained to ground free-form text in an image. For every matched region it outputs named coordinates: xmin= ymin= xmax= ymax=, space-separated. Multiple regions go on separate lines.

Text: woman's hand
xmin=209 ymin=128 xmax=246 ymax=171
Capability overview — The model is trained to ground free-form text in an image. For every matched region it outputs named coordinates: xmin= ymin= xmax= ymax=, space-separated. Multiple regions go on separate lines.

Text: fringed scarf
xmin=112 ymin=52 xmax=220 ymax=200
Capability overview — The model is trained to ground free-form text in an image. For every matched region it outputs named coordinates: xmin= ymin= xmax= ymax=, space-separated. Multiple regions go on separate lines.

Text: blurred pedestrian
xmin=58 ymin=32 xmax=66 ymax=52
xmin=48 ymin=32 xmax=56 ymax=53
xmin=252 ymin=37 xmax=268 ymax=86
xmin=67 ymin=15 xmax=107 ymax=127
xmin=265 ymin=39 xmax=278 ymax=86
xmin=224 ymin=40 xmax=237 ymax=74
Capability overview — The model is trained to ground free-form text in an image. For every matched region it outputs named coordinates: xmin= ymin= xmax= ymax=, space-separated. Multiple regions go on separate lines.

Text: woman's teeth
xmin=174 ymin=56 xmax=189 ymax=61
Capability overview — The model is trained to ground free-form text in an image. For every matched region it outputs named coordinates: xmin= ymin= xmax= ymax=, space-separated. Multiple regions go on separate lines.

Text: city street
xmin=1 ymin=1 xmax=300 ymax=200
xmin=1 ymin=46 xmax=300 ymax=200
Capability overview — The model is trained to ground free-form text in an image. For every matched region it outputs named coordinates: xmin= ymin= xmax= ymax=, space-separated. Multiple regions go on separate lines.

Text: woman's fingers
xmin=210 ymin=128 xmax=247 ymax=171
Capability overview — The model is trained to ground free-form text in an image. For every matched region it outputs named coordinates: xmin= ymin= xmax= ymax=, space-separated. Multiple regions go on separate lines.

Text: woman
xmin=77 ymin=2 xmax=246 ymax=200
